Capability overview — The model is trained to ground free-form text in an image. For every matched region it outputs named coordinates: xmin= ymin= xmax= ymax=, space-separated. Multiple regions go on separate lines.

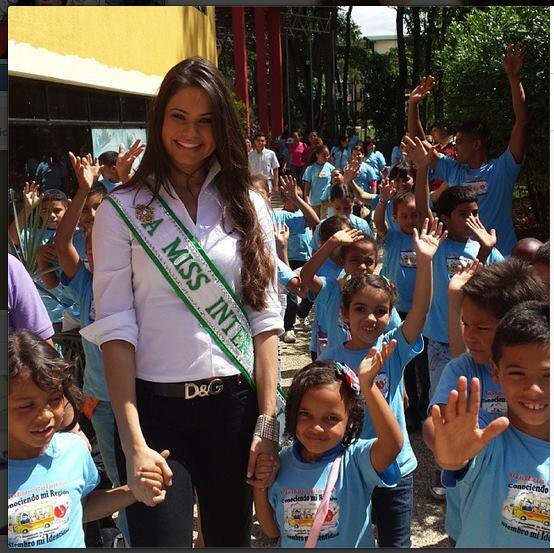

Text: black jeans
xmin=398 ymin=311 xmax=430 ymax=424
xmin=372 ymin=473 xmax=414 ymax=547
xmin=284 ymin=259 xmax=305 ymax=331
xmin=114 ymin=375 xmax=258 ymax=547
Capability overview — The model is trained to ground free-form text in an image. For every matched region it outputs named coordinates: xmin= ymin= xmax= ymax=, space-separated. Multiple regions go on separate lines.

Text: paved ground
xmin=243 ymin=321 xmax=449 ymax=548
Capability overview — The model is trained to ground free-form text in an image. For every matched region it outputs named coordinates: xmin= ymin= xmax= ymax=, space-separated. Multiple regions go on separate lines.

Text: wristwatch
xmin=254 ymin=414 xmax=280 ymax=443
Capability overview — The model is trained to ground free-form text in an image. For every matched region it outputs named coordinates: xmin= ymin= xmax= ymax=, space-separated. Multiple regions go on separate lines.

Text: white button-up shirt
xmin=81 ymin=161 xmax=283 ymax=383
xmin=248 ymin=148 xmax=279 ymax=182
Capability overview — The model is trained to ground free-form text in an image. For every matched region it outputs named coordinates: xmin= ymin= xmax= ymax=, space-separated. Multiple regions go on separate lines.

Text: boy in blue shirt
xmin=55 ymin=152 xmax=130 ymax=543
xmin=431 ymin=301 xmax=549 ymax=548
xmin=408 ymin=45 xmax=528 ymax=256
xmin=422 ymin=258 xmax=547 ymax=542
xmin=406 ymin=137 xmax=504 ymax=400
xmin=8 ymin=187 xmax=85 ymax=331
xmin=273 ymin=175 xmax=320 ymax=344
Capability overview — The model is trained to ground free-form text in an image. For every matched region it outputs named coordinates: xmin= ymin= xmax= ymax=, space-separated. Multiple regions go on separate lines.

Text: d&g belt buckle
xmin=184 ymin=378 xmax=224 ymax=400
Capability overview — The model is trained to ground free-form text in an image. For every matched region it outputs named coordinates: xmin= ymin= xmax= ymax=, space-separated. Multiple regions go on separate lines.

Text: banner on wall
xmin=91 ymin=127 xmax=147 ymax=159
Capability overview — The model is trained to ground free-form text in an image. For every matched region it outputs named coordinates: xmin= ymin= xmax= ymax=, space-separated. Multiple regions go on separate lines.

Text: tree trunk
xmin=423 ymin=7 xmax=437 ymax=128
xmin=342 ymin=6 xmax=353 ymax=126
xmin=411 ymin=8 xmax=421 ymax=89
xmin=396 ymin=6 xmax=408 ymax=141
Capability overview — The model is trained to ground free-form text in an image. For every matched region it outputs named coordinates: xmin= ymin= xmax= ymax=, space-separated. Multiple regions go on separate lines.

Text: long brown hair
xmin=125 ymin=57 xmax=274 ymax=310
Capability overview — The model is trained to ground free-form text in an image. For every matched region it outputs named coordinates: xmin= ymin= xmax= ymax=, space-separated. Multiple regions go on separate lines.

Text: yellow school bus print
xmin=13 ymin=505 xmax=55 ymax=534
xmin=511 ymin=496 xmax=550 ymax=527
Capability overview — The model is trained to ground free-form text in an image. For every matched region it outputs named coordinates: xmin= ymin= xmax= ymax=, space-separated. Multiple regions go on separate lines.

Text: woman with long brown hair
xmin=81 ymin=57 xmax=282 ymax=546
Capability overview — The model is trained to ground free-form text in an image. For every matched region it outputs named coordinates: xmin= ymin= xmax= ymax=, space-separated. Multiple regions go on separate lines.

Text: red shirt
xmin=289 ymin=142 xmax=308 ymax=167
xmin=430 ymin=141 xmax=456 ymax=191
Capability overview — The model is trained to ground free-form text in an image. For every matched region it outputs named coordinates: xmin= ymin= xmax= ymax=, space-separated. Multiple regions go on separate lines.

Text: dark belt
xmin=136 ymin=374 xmax=245 ymax=400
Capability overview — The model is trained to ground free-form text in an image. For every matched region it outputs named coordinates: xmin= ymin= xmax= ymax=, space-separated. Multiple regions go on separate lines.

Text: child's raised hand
xmin=465 ymin=215 xmax=496 ymax=251
xmin=22 ymin=181 xmax=41 ymax=210
xmin=378 ymin=178 xmax=396 ymax=202
xmin=69 ymin=152 xmax=95 ymax=191
xmin=279 ymin=174 xmax=300 ymax=203
xmin=431 ymin=377 xmax=509 ymax=470
xmin=448 ymin=259 xmax=483 ymax=299
xmin=401 ymin=135 xmax=434 ymax=169
xmin=116 ymin=139 xmax=146 ymax=184
xmin=413 ymin=217 xmax=447 ymax=260
xmin=358 ymin=339 xmax=397 ymax=389
xmin=274 ymin=223 xmax=290 ymax=249
xmin=332 ymin=228 xmax=364 ymax=246
xmin=343 ymin=161 xmax=360 ymax=183
xmin=502 ymin=43 xmax=526 ymax=78
xmin=408 ymin=75 xmax=436 ymax=105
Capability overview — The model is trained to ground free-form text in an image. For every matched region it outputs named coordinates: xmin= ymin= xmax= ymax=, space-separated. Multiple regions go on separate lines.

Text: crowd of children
xmin=7 ymin=44 xmax=550 ymax=549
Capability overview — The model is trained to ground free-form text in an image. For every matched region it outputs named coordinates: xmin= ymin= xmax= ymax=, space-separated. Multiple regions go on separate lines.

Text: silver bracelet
xmin=254 ymin=414 xmax=280 ymax=443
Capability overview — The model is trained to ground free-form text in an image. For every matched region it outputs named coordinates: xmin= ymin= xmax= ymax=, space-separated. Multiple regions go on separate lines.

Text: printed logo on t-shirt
xmin=481 ymin=391 xmax=507 ymax=416
xmin=318 ymin=171 xmax=330 ymax=178
xmin=282 ymin=488 xmax=340 ymax=542
xmin=463 ymin=180 xmax=488 ymax=196
xmin=501 ymin=473 xmax=550 ymax=543
xmin=8 ymin=490 xmax=71 ymax=547
xmin=400 ymin=250 xmax=417 ymax=268
xmin=374 ymin=373 xmax=389 ymax=398
xmin=446 ymin=256 xmax=472 ymax=277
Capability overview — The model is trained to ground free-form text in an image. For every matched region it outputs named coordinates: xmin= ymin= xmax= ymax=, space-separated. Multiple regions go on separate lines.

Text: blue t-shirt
xmin=60 ymin=265 xmax=109 ymax=401
xmin=303 ymin=162 xmax=335 ymax=206
xmin=390 ymin=146 xmax=403 ymax=167
xmin=8 ymin=433 xmax=100 ymax=548
xmin=444 ymin=424 xmax=550 ymax=548
xmin=364 ymin=151 xmax=386 ymax=178
xmin=273 ymin=209 xmax=312 ymax=262
xmin=355 ymin=162 xmax=379 ymax=193
xmin=319 ymin=325 xmax=423 ymax=477
xmin=21 ymin=228 xmax=85 ymax=324
xmin=431 ymin=353 xmax=507 ymax=540
xmin=314 ymin=276 xmax=402 ymax=356
xmin=311 ymin=214 xmax=373 ymax=253
xmin=370 ymin=196 xmax=398 ymax=232
xmin=35 ymin=162 xmax=67 ymax=191
xmin=433 ymin=148 xmax=521 ymax=256
xmin=97 ymin=178 xmax=119 ymax=193
xmin=269 ymin=439 xmax=400 ymax=547
xmin=330 ymin=146 xmax=351 ymax=171
xmin=381 ymin=230 xmax=416 ymax=313
xmin=308 ymin=263 xmax=345 ymax=354
xmin=423 ymin=239 xmax=504 ymax=343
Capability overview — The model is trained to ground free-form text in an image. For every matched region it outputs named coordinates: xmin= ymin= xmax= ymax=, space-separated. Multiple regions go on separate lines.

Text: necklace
xmin=177 ymin=164 xmax=209 ymax=200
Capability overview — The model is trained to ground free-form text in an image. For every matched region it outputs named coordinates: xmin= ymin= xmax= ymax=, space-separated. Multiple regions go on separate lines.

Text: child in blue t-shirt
xmin=7 ymin=331 xmax=166 ymax=548
xmin=301 ymin=216 xmax=353 ymax=360
xmin=319 ymin=216 xmax=446 ymax=548
xmin=422 ymin=257 xmax=547 ymax=544
xmin=318 ymin=181 xmax=373 ymax=236
xmin=273 ymin=175 xmax=320 ymax=343
xmin=431 ymin=301 xmax=549 ymax=548
xmin=302 ymin=226 xmax=404 ymax=359
xmin=404 ymin=137 xmax=504 ymax=399
xmin=302 ymin=145 xmax=335 ymax=219
xmin=253 ymin=342 xmax=404 ymax=547
xmin=330 ymin=136 xmax=351 ymax=171
xmin=55 ymin=153 xmax=130 ymax=541
xmin=8 ymin=186 xmax=85 ymax=330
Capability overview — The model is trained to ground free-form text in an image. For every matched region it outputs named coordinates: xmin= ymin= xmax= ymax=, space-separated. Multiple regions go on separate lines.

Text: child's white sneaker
xmin=283 ymin=330 xmax=296 ymax=343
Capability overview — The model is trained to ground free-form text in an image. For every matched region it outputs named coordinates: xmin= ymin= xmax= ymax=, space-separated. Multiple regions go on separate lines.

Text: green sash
xmin=106 ymin=192 xmax=286 ymax=422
